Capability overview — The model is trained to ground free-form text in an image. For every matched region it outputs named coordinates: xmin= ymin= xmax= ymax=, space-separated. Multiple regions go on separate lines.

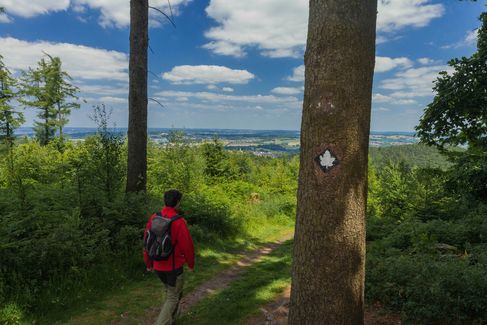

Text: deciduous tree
xmin=416 ymin=13 xmax=487 ymax=201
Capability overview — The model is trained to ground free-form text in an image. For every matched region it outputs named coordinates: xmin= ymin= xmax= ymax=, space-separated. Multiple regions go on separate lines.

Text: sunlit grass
xmin=51 ymin=226 xmax=294 ymax=325
xmin=179 ymin=240 xmax=293 ymax=325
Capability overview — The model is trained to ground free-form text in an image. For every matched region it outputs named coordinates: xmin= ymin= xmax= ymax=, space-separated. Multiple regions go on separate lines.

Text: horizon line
xmin=18 ymin=126 xmax=416 ymax=134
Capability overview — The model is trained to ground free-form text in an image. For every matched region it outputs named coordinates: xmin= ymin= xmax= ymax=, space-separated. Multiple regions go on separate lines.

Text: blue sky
xmin=0 ymin=0 xmax=485 ymax=131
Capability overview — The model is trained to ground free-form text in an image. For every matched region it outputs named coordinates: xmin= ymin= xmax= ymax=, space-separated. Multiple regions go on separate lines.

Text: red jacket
xmin=143 ymin=206 xmax=195 ymax=271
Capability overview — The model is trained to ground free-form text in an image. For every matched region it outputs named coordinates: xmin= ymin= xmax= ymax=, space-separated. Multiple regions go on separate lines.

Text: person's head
xmin=164 ymin=189 xmax=183 ymax=208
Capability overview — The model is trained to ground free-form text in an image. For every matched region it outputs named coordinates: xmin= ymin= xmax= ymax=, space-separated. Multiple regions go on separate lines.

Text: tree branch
xmin=167 ymin=0 xmax=174 ymax=22
xmin=149 ymin=97 xmax=166 ymax=109
xmin=149 ymin=6 xmax=176 ymax=28
xmin=148 ymin=71 xmax=160 ymax=79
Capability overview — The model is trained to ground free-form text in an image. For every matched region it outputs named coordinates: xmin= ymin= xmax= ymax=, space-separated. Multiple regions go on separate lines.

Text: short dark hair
xmin=164 ymin=190 xmax=183 ymax=207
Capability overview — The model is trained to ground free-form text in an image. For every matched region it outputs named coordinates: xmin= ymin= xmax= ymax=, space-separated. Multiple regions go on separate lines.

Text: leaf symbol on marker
xmin=319 ymin=150 xmax=336 ymax=169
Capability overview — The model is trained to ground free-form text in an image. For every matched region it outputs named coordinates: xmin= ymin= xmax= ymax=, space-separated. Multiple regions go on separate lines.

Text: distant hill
xmin=369 ymin=144 xmax=453 ymax=170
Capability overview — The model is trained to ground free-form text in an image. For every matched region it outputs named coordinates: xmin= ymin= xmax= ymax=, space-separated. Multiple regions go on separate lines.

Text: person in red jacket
xmin=144 ymin=189 xmax=194 ymax=325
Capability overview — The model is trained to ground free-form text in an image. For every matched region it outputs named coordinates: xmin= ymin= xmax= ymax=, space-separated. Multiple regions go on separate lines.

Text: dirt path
xmin=116 ymin=233 xmax=294 ymax=325
xmin=241 ymin=287 xmax=402 ymax=325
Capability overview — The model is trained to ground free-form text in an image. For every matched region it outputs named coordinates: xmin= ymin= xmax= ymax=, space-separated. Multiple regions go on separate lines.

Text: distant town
xmin=15 ymin=127 xmax=418 ymax=156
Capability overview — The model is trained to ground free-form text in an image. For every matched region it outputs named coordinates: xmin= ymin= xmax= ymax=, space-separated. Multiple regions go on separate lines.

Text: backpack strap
xmin=168 ymin=215 xmax=182 ymax=223
xmin=168 ymin=215 xmax=182 ymax=271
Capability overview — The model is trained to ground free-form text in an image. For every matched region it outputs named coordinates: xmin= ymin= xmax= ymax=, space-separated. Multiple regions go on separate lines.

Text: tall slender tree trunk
xmin=57 ymin=102 xmax=63 ymax=141
xmin=288 ymin=1 xmax=377 ymax=324
xmin=127 ymin=0 xmax=148 ymax=193
xmin=44 ymin=106 xmax=49 ymax=145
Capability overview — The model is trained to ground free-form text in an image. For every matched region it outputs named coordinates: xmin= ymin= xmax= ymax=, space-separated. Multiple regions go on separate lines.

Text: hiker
xmin=143 ymin=189 xmax=195 ymax=325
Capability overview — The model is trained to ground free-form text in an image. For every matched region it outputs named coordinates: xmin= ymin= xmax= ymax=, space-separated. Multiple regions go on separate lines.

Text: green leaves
xmin=416 ymin=12 xmax=487 ymax=150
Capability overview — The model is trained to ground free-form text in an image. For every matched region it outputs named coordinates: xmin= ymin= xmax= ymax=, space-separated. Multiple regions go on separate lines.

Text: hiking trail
xmin=112 ymin=233 xmax=294 ymax=325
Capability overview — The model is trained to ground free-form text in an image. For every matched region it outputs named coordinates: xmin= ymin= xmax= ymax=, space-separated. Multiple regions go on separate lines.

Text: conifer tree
xmin=46 ymin=55 xmax=80 ymax=140
xmin=288 ymin=0 xmax=377 ymax=323
xmin=0 ymin=55 xmax=24 ymax=149
xmin=127 ymin=0 xmax=148 ymax=192
xmin=19 ymin=55 xmax=79 ymax=144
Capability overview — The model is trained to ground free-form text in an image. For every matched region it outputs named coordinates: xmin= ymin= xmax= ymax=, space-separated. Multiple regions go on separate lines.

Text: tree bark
xmin=288 ymin=1 xmax=377 ymax=324
xmin=127 ymin=0 xmax=149 ymax=193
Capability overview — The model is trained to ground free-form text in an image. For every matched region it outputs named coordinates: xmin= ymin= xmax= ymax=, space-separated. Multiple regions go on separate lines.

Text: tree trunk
xmin=126 ymin=0 xmax=148 ymax=193
xmin=288 ymin=1 xmax=377 ymax=324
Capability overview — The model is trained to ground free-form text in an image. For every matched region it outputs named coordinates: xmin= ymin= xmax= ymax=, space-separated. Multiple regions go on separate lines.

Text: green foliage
xmin=0 ymin=303 xmax=26 ymax=325
xmin=19 ymin=55 xmax=79 ymax=145
xmin=415 ymin=12 xmax=487 ymax=203
xmin=416 ymin=12 xmax=487 ymax=149
xmin=369 ymin=12 xmax=487 ymax=322
xmin=0 ymin=55 xmax=24 ymax=148
xmin=445 ymin=145 xmax=487 ymax=202
xmin=367 ymin=156 xmax=487 ymax=323
xmin=201 ymin=138 xmax=231 ymax=179
xmin=148 ymin=131 xmax=205 ymax=195
xmin=0 ymin=131 xmax=298 ymax=321
xmin=369 ymin=144 xmax=452 ymax=170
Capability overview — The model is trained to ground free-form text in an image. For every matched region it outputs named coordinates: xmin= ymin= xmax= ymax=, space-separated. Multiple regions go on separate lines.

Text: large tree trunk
xmin=288 ymin=1 xmax=377 ymax=324
xmin=127 ymin=0 xmax=149 ymax=193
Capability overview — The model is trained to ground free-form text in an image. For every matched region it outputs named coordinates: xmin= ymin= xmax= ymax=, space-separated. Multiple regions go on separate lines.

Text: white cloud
xmin=204 ymin=0 xmax=444 ymax=58
xmin=442 ymin=29 xmax=479 ymax=49
xmin=375 ymin=56 xmax=412 ymax=72
xmin=376 ymin=0 xmax=444 ymax=33
xmin=0 ymin=13 xmax=10 ymax=23
xmin=222 ymin=87 xmax=234 ymax=92
xmin=0 ymin=0 xmax=191 ymax=28
xmin=162 ymin=65 xmax=255 ymax=85
xmin=418 ymin=57 xmax=432 ymax=65
xmin=79 ymin=84 xmax=128 ymax=96
xmin=288 ymin=65 xmax=305 ymax=82
xmin=204 ymin=0 xmax=307 ymax=58
xmin=373 ymin=93 xmax=416 ymax=105
xmin=373 ymin=107 xmax=390 ymax=112
xmin=157 ymin=90 xmax=300 ymax=107
xmin=0 ymin=37 xmax=128 ymax=81
xmin=98 ymin=96 xmax=127 ymax=104
xmin=202 ymin=41 xmax=246 ymax=58
xmin=289 ymin=55 xmax=413 ymax=81
xmin=465 ymin=29 xmax=478 ymax=46
xmin=73 ymin=0 xmax=191 ymax=28
xmin=0 ymin=0 xmax=69 ymax=18
xmin=380 ymin=65 xmax=451 ymax=97
xmin=271 ymin=87 xmax=302 ymax=95
xmin=207 ymin=84 xmax=218 ymax=90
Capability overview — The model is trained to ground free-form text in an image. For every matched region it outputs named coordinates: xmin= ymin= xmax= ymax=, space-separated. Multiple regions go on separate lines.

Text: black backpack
xmin=144 ymin=213 xmax=182 ymax=261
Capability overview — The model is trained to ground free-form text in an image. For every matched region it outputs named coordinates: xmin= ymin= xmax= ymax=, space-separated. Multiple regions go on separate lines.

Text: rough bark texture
xmin=288 ymin=1 xmax=377 ymax=324
xmin=127 ymin=0 xmax=148 ymax=193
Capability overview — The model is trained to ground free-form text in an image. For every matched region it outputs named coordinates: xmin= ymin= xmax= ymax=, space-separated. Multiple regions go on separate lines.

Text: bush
xmin=366 ymin=253 xmax=487 ymax=323
xmin=0 ymin=303 xmax=25 ymax=325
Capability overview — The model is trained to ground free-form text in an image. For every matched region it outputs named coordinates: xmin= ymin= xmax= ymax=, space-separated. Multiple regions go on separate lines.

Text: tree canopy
xmin=19 ymin=55 xmax=79 ymax=145
xmin=416 ymin=12 xmax=487 ymax=149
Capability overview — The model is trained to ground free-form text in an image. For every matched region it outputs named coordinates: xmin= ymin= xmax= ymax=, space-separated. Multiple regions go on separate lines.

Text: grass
xmin=48 ymin=224 xmax=294 ymax=325
xmin=178 ymin=240 xmax=293 ymax=325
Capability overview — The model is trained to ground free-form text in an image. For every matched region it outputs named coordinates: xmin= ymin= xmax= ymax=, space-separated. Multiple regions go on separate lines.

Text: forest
xmin=1 ymin=1 xmax=486 ymax=325
xmin=0 ymin=130 xmax=486 ymax=323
